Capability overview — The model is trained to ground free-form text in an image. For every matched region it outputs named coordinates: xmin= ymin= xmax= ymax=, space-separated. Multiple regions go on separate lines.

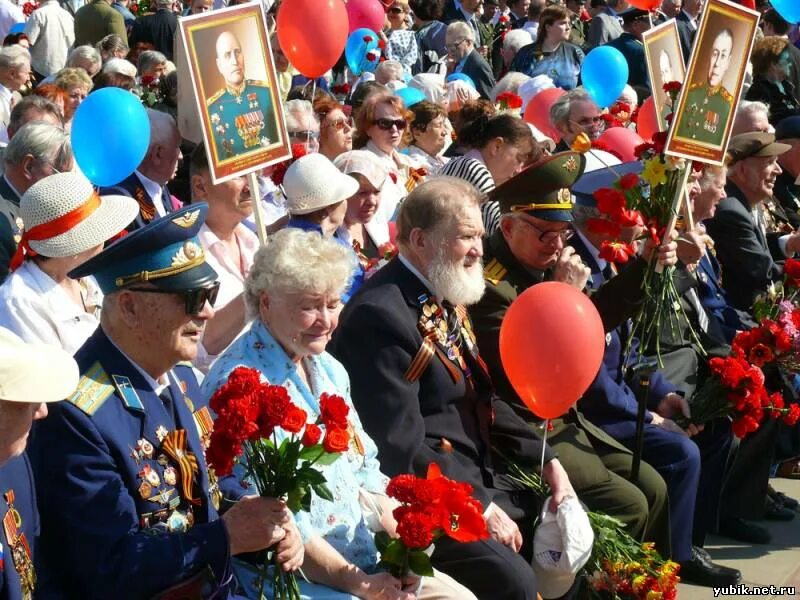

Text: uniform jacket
xmin=695 ymin=250 xmax=752 ymax=343
xmin=100 ymin=172 xmax=181 ymax=232
xmin=0 ymin=454 xmax=38 ymax=600
xmin=73 ymin=0 xmax=126 ymax=46
xmin=586 ymin=9 xmax=622 ymax=49
xmin=128 ymin=8 xmax=177 ymax=60
xmin=673 ymin=82 xmax=733 ymax=147
xmin=675 ymin=10 xmax=695 ymax=62
xmin=329 ymin=257 xmax=555 ymax=519
xmin=29 ymin=327 xmax=247 ymax=599
xmin=457 ymin=49 xmax=495 ymax=100
xmin=206 ymin=81 xmax=277 ymax=161
xmin=606 ymin=32 xmax=649 ymax=91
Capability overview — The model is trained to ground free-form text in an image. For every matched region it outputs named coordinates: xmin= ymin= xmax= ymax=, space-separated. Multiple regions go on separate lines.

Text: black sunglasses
xmin=127 ymin=282 xmax=221 ymax=316
xmin=374 ymin=118 xmax=407 ymax=131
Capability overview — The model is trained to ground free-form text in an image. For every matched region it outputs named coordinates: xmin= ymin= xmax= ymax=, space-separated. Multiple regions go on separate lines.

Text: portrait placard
xmin=665 ymin=0 xmax=760 ymax=165
xmin=643 ymin=20 xmax=686 ymax=132
xmin=179 ymin=2 xmax=290 ymax=183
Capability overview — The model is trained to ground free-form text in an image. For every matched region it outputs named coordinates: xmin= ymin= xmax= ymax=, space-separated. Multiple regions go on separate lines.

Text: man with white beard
xmin=329 ymin=177 xmax=576 ymax=600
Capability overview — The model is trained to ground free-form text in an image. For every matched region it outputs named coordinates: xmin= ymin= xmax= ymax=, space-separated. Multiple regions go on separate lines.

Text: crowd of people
xmin=0 ymin=0 xmax=799 ymax=598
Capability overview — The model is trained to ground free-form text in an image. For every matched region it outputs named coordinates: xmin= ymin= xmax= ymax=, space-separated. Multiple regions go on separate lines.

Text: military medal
xmin=163 ymin=467 xmax=177 ymax=486
xmin=136 ymin=438 xmax=154 ymax=459
xmin=3 ymin=490 xmax=34 ymax=599
xmin=155 ymin=426 xmax=169 ymax=443
xmin=138 ymin=482 xmax=153 ymax=500
xmin=140 ymin=464 xmax=161 ymax=487
xmin=167 ymin=510 xmax=189 ymax=533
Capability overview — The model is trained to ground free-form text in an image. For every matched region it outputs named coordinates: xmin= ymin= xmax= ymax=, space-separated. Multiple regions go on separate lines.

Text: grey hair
xmin=550 ymin=87 xmax=594 ymax=127
xmin=503 ymin=29 xmax=533 ymax=55
xmin=447 ymin=21 xmax=474 ymax=44
xmin=699 ymin=163 xmax=726 ymax=188
xmin=102 ymin=57 xmax=138 ymax=78
xmin=138 ymin=50 xmax=168 ymax=75
xmin=0 ymin=45 xmax=30 ymax=71
xmin=490 ymin=72 xmax=531 ymax=103
xmin=4 ymin=122 xmax=72 ymax=170
xmin=146 ymin=109 xmax=178 ymax=149
xmin=396 ymin=177 xmax=481 ymax=244
xmin=736 ymin=99 xmax=770 ymax=121
xmin=571 ymin=203 xmax=600 ymax=229
xmin=375 ymin=60 xmax=404 ymax=83
xmin=244 ymin=228 xmax=354 ymax=317
xmin=67 ymin=45 xmax=102 ymax=69
xmin=8 ymin=96 xmax=63 ymax=136
xmin=283 ymin=99 xmax=317 ymax=132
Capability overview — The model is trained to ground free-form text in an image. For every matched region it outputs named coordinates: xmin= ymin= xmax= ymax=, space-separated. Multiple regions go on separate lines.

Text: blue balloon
xmin=72 ymin=88 xmax=150 ymax=187
xmin=446 ymin=73 xmax=475 ymax=89
xmin=8 ymin=22 xmax=24 ymax=34
xmin=395 ymin=86 xmax=426 ymax=107
xmin=345 ymin=28 xmax=381 ymax=76
xmin=581 ymin=46 xmax=629 ymax=108
xmin=772 ymin=0 xmax=800 ymax=24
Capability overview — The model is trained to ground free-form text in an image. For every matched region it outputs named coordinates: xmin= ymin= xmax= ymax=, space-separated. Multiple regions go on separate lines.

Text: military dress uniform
xmin=28 ymin=204 xmax=251 ymax=599
xmin=206 ymin=80 xmax=278 ymax=161
xmin=674 ymin=82 xmax=734 ymax=147
xmin=0 ymin=455 xmax=38 ymax=600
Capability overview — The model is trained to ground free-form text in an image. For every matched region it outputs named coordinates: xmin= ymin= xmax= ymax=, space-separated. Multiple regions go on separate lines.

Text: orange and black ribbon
xmin=161 ymin=430 xmax=200 ymax=505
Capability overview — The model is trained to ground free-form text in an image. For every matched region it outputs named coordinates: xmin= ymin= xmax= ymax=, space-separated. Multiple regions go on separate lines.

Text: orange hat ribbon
xmin=9 ymin=191 xmax=102 ymax=272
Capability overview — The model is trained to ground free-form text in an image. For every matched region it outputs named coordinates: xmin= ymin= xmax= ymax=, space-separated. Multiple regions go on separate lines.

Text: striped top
xmin=437 ymin=155 xmax=501 ymax=236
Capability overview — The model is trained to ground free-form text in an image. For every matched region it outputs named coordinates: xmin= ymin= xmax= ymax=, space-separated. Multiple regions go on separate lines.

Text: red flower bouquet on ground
xmin=207 ymin=367 xmax=351 ymax=599
xmin=376 ymin=463 xmax=489 ymax=577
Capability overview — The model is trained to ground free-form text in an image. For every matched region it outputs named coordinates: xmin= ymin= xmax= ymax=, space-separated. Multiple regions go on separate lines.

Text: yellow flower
xmin=632 ymin=575 xmax=648 ymax=592
xmin=571 ymin=132 xmax=592 ymax=153
xmin=641 ymin=158 xmax=668 ymax=188
xmin=641 ymin=542 xmax=655 ymax=552
xmin=647 ymin=590 xmax=663 ymax=600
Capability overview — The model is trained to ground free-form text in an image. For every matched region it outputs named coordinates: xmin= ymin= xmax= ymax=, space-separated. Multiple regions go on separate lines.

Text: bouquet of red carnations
xmin=376 ymin=464 xmax=489 ymax=578
xmin=207 ymin=367 xmax=352 ymax=600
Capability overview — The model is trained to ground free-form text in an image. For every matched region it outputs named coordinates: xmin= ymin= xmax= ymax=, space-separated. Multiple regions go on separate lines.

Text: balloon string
xmin=307 ymin=79 xmax=317 ymax=154
xmin=539 ymin=419 xmax=549 ymax=478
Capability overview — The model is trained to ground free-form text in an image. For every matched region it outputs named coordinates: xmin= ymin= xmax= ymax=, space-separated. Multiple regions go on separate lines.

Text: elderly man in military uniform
xmin=675 ymin=28 xmax=735 ymax=146
xmin=28 ymin=205 xmax=303 ymax=598
xmin=206 ymin=31 xmax=278 ymax=161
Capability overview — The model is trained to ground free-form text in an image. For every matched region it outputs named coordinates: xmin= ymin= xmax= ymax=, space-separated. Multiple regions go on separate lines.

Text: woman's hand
xmin=275 ymin=518 xmax=305 ymax=572
xmin=359 ymin=572 xmax=415 ymax=600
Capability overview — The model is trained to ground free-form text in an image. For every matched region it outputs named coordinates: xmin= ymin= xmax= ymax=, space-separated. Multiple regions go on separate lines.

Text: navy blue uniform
xmin=0 ymin=455 xmax=37 ymax=600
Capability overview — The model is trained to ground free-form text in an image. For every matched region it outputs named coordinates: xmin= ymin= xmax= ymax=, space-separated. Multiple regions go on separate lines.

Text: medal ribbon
xmin=161 ymin=430 xmax=200 ymax=505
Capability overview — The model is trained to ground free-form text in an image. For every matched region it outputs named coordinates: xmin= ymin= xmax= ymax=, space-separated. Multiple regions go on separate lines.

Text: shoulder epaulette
xmin=247 ymin=79 xmax=270 ymax=88
xmin=720 ymin=87 xmax=733 ymax=103
xmin=206 ymin=89 xmax=225 ymax=106
xmin=67 ymin=362 xmax=114 ymax=416
xmin=484 ymin=258 xmax=507 ymax=285
xmin=688 ymin=82 xmax=704 ymax=91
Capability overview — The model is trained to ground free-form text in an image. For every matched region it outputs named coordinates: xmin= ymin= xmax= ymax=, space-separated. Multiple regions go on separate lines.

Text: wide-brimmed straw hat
xmin=283 ymin=153 xmax=360 ymax=215
xmin=12 ymin=172 xmax=138 ymax=269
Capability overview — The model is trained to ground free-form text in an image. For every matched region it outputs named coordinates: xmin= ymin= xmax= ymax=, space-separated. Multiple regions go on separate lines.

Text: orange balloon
xmin=523 ymin=88 xmax=565 ymax=143
xmin=499 ymin=282 xmax=605 ymax=419
xmin=597 ymin=126 xmax=645 ymax=162
xmin=627 ymin=0 xmax=659 ymax=8
xmin=636 ymin=95 xmax=660 ymax=142
xmin=277 ymin=0 xmax=349 ymax=79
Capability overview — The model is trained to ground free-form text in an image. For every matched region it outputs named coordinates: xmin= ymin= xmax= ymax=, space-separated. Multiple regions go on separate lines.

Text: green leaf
xmin=299 ymin=468 xmax=327 ymax=485
xmin=286 ymin=487 xmax=306 ymax=513
xmin=374 ymin=531 xmax=391 ymax=552
xmin=298 ymin=445 xmax=325 ymax=462
xmin=408 ymin=551 xmax=434 ymax=577
xmin=311 ymin=482 xmax=334 ymax=502
xmin=300 ymin=490 xmax=312 ymax=512
xmin=314 ymin=451 xmax=343 ymax=466
xmin=380 ymin=539 xmax=407 ymax=566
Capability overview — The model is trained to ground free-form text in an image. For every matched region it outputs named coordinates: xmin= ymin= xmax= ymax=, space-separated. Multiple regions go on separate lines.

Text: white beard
xmin=428 ymin=246 xmax=485 ymax=306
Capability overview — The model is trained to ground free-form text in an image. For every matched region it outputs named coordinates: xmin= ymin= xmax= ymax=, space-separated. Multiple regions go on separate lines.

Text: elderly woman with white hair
xmin=202 ymin=228 xmax=477 ymax=600
xmin=285 ymin=99 xmax=321 ymax=153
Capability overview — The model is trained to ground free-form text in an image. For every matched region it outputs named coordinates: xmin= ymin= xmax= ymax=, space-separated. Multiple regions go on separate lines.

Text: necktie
xmin=160 ymin=385 xmax=178 ymax=425
xmin=686 ymin=287 xmax=710 ymax=333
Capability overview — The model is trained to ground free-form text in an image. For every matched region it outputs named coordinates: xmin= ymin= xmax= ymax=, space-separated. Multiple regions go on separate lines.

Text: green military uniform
xmin=674 ymin=82 xmax=734 ymax=147
xmin=206 ymin=80 xmax=278 ymax=161
xmin=569 ymin=12 xmax=587 ymax=50
xmin=469 ymin=152 xmax=671 ymax=554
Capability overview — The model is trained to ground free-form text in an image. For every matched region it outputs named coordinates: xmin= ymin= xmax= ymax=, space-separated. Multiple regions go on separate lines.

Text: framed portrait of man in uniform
xmin=179 ymin=2 xmax=290 ymax=183
xmin=643 ymin=20 xmax=685 ymax=132
xmin=665 ymin=0 xmax=760 ymax=165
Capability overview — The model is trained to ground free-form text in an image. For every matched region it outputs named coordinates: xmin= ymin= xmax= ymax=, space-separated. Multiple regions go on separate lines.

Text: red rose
xmin=783 ymin=403 xmax=800 ymax=426
xmin=587 ymin=217 xmax=622 ymax=238
xmin=319 ymin=393 xmax=350 ymax=429
xmin=322 ymin=426 xmax=350 ymax=453
xmin=282 ymin=406 xmax=308 ymax=434
xmin=301 ymin=423 xmax=322 ymax=447
xmin=396 ymin=508 xmax=436 ymax=549
xmin=618 ymin=173 xmax=640 ymax=190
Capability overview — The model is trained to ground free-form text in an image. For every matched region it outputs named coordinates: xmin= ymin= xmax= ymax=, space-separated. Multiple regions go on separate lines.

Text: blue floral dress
xmin=202 ymin=320 xmax=390 ymax=599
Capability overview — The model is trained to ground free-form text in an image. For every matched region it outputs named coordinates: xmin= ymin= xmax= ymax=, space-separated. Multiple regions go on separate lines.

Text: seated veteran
xmin=0 ymin=327 xmax=79 ymax=600
xmin=0 ymin=172 xmax=138 ymax=354
xmin=570 ymin=166 xmax=741 ymax=588
xmin=468 ymin=152 xmax=672 ymax=564
xmin=203 ymin=228 xmax=476 ymax=600
xmin=329 ymin=177 xmax=577 ymax=600
xmin=28 ymin=204 xmax=302 ymax=598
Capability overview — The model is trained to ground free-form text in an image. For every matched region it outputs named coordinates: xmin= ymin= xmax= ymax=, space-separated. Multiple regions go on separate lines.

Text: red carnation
xmin=257 ymin=384 xmax=293 ymax=435
xmin=663 ymin=81 xmax=682 ymax=93
xmin=496 ymin=91 xmax=523 ymax=109
xmin=323 ymin=427 xmax=350 ymax=453
xmin=747 ymin=343 xmax=774 ymax=367
xmin=784 ymin=403 xmax=800 ymax=426
xmin=282 ymin=405 xmax=308 ymax=434
xmin=594 ymin=187 xmax=627 ymax=217
xmin=619 ymin=173 xmax=640 ymax=190
xmin=387 ymin=473 xmax=421 ymax=504
xmin=616 ymin=208 xmax=644 ymax=228
xmin=319 ymin=393 xmax=350 ymax=429
xmin=587 ymin=217 xmax=622 ymax=238
xmin=301 ymin=423 xmax=322 ymax=447
xmin=395 ymin=508 xmax=436 ymax=549
xmin=785 ymin=258 xmax=800 ymax=287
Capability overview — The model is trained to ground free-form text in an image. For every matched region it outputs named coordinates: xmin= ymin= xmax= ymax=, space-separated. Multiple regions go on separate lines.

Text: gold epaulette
xmin=404 ymin=338 xmax=435 ymax=383
xmin=206 ymin=89 xmax=225 ymax=106
xmin=688 ymin=81 xmax=704 ymax=91
xmin=720 ymin=87 xmax=733 ymax=103
xmin=246 ymin=79 xmax=270 ymax=88
xmin=67 ymin=362 xmax=114 ymax=416
xmin=483 ymin=258 xmax=507 ymax=285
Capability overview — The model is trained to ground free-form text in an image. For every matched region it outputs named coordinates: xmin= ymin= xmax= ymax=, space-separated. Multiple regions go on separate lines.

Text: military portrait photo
xmin=643 ymin=20 xmax=685 ymax=131
xmin=180 ymin=2 xmax=290 ymax=183
xmin=666 ymin=0 xmax=760 ymax=165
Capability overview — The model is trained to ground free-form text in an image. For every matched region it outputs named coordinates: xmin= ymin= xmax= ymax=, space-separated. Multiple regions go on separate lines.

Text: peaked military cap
xmin=727 ymin=132 xmax=790 ymax=165
xmin=619 ymin=7 xmax=649 ymax=23
xmin=572 ymin=161 xmax=643 ymax=207
xmin=69 ymin=203 xmax=218 ymax=294
xmin=490 ymin=151 xmax=586 ymax=222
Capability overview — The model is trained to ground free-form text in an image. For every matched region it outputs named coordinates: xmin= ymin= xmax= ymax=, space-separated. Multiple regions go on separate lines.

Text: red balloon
xmin=499 ymin=282 xmax=605 ymax=420
xmin=627 ymin=0 xmax=659 ymax=8
xmin=277 ymin=0 xmax=349 ymax=78
xmin=596 ymin=126 xmax=645 ymax=162
xmin=523 ymin=88 xmax=565 ymax=143
xmin=636 ymin=95 xmax=660 ymax=142
xmin=346 ymin=0 xmax=386 ymax=34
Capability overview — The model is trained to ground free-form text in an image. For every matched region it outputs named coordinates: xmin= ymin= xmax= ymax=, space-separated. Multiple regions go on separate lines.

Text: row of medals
xmin=420 ymin=298 xmax=478 ymax=371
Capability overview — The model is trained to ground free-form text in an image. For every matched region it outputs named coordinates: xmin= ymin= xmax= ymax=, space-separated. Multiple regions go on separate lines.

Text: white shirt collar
xmin=135 ymin=170 xmax=167 ymax=216
xmin=398 ymin=253 xmax=439 ymax=299
xmin=575 ymin=229 xmax=607 ymax=272
xmin=0 ymin=84 xmax=11 ymax=104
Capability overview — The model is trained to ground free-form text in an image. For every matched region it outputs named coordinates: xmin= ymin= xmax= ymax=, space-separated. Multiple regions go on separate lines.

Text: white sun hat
xmin=333 ymin=150 xmax=387 ymax=191
xmin=0 ymin=327 xmax=79 ymax=403
xmin=283 ymin=153 xmax=360 ymax=215
xmin=16 ymin=172 xmax=139 ymax=262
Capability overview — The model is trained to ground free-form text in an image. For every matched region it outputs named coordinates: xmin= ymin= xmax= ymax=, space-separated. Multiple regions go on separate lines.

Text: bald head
xmin=215 ymin=31 xmax=245 ymax=88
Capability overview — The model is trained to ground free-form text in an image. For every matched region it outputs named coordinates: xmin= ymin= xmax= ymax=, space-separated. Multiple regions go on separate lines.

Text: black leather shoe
xmin=765 ymin=496 xmax=796 ymax=521
xmin=768 ymin=485 xmax=799 ymax=511
xmin=717 ymin=516 xmax=772 ymax=544
xmin=679 ymin=547 xmax=742 ymax=588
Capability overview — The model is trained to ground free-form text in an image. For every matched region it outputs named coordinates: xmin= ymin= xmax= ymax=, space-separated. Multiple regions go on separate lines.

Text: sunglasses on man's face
xmin=127 ymin=282 xmax=221 ymax=317
xmin=374 ymin=118 xmax=407 ymax=131
xmin=290 ymin=130 xmax=320 ymax=142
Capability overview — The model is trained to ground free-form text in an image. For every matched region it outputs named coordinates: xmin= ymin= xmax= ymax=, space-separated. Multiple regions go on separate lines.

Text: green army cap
xmin=727 ymin=132 xmax=790 ymax=165
xmin=489 ymin=151 xmax=586 ymax=222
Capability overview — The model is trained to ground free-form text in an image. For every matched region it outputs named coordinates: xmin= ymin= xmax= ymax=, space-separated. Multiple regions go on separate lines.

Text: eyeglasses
xmin=290 ymin=130 xmax=320 ymax=141
xmin=516 ymin=217 xmax=573 ymax=244
xmin=374 ymin=118 xmax=407 ymax=131
xmin=446 ymin=39 xmax=468 ymax=51
xmin=569 ymin=117 xmax=604 ymax=129
xmin=324 ymin=116 xmax=354 ymax=131
xmin=389 ymin=6 xmax=405 ymax=13
xmin=127 ymin=282 xmax=221 ymax=317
